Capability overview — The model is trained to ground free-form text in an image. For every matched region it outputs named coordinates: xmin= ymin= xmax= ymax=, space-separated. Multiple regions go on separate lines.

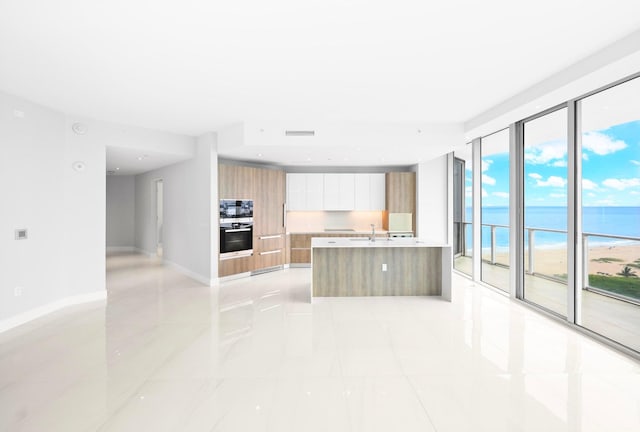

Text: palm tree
xmin=617 ymin=266 xmax=638 ymax=277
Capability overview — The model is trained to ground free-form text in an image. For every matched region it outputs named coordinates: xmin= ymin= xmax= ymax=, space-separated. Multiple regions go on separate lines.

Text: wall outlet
xmin=382 ymin=263 xmax=387 ymax=272
xmin=14 ymin=286 xmax=23 ymax=297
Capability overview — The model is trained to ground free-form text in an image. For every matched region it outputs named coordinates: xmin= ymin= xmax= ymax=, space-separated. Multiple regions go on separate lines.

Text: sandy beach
xmin=481 ymin=243 xmax=640 ymax=277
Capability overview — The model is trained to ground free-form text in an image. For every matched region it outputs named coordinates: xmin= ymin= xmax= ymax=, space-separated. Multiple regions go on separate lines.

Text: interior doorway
xmin=155 ymin=179 xmax=164 ymax=258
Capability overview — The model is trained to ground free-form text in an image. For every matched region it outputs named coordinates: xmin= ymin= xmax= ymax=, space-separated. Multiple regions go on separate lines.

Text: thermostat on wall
xmin=15 ymin=229 xmax=27 ymax=240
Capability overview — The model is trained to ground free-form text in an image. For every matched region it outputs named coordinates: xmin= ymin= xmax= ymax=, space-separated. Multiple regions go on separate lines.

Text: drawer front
xmin=255 ymin=234 xmax=285 ymax=252
xmin=219 ymin=255 xmax=254 ymax=277
xmin=255 ymin=248 xmax=284 ymax=269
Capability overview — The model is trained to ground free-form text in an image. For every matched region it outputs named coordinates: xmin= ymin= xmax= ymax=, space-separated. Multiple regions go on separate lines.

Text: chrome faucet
xmin=370 ymin=224 xmax=376 ymax=242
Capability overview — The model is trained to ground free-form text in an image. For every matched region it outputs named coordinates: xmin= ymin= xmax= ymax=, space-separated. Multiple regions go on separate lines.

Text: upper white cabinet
xmin=323 ymin=174 xmax=355 ymax=210
xmin=287 ymin=173 xmax=325 ymax=210
xmin=287 ymin=173 xmax=385 ymax=211
xmin=354 ymin=173 xmax=385 ymax=210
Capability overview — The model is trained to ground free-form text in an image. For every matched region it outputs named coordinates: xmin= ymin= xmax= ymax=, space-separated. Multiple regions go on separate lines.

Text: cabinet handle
xmin=259 ymin=249 xmax=282 ymax=256
xmin=259 ymin=234 xmax=282 ymax=240
xmin=283 ymin=203 xmax=287 ymax=228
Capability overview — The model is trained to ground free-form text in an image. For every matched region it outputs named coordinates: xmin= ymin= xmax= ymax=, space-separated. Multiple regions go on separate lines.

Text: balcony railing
xmin=454 ymin=221 xmax=640 ymax=302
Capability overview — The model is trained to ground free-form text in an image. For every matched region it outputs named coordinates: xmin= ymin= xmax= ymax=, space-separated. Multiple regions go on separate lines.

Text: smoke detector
xmin=71 ymin=122 xmax=88 ymax=135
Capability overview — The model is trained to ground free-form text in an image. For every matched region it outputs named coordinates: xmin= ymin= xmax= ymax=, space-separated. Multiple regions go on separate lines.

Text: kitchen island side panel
xmin=312 ymin=246 xmax=442 ymax=297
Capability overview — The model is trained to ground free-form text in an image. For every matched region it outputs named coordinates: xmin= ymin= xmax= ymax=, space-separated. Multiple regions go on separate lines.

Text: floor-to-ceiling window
xmin=577 ymin=76 xmax=640 ymax=352
xmin=453 ymin=145 xmax=473 ymax=276
xmin=480 ymin=129 xmax=510 ymax=292
xmin=522 ymin=107 xmax=569 ymax=317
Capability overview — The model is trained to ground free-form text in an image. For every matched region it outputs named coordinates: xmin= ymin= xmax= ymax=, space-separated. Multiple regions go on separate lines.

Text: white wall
xmin=106 ymin=176 xmax=136 ymax=249
xmin=416 ymin=155 xmax=448 ymax=244
xmin=135 ymin=133 xmax=218 ymax=285
xmin=0 ymin=91 xmax=106 ymax=329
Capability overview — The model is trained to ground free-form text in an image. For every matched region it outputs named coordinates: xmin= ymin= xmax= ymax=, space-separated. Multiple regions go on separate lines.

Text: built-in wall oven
xmin=220 ymin=199 xmax=253 ymax=259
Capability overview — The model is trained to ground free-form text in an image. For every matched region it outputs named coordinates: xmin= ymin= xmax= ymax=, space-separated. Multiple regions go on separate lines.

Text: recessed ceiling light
xmin=417 ymin=129 xmax=422 ymax=134
xmin=115 ymin=167 xmax=120 ymax=170
xmin=257 ymin=153 xmax=263 ymax=157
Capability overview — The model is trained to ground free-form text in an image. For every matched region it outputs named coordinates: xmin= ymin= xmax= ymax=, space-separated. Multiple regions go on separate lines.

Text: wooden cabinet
xmin=386 ymin=172 xmax=416 ymax=213
xmin=218 ymin=163 xmax=286 ymax=276
xmin=288 ymin=232 xmax=385 ymax=265
xmin=254 ymin=168 xmax=285 ymax=236
xmin=219 ymin=255 xmax=253 ymax=277
xmin=254 ymin=233 xmax=285 ymax=270
xmin=354 ymin=173 xmax=385 ymax=210
xmin=323 ymin=174 xmax=355 ymax=210
xmin=218 ymin=164 xmax=256 ymax=199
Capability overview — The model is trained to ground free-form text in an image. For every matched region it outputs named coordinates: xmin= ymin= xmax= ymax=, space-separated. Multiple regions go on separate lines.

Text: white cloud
xmin=482 ymin=188 xmax=488 ymax=197
xmin=630 ymin=191 xmax=640 ymax=195
xmin=602 ymin=178 xmax=640 ymax=191
xmin=583 ymin=153 xmax=589 ymax=161
xmin=465 ymin=186 xmax=472 ymax=197
xmin=587 ymin=193 xmax=596 ymax=197
xmin=536 ymin=176 xmax=567 ymax=188
xmin=550 ymin=193 xmax=566 ymax=198
xmin=631 ymin=160 xmax=640 ymax=166
xmin=552 ymin=160 xmax=567 ymax=167
xmin=481 ymin=160 xmax=492 ymax=172
xmin=582 ymin=131 xmax=627 ymax=155
xmin=582 ymin=179 xmax=598 ymax=190
xmin=492 ymin=192 xmax=509 ymax=198
xmin=528 ymin=173 xmax=542 ymax=180
xmin=482 ymin=174 xmax=496 ymax=185
xmin=524 ymin=139 xmax=566 ymax=164
xmin=597 ymin=199 xmax=614 ymax=205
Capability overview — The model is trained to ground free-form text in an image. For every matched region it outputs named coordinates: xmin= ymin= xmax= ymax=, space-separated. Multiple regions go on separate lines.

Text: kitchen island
xmin=311 ymin=237 xmax=451 ymax=300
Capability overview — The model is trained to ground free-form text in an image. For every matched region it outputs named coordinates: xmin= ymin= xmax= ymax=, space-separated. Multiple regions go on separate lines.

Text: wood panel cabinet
xmin=254 ymin=233 xmax=285 ymax=270
xmin=218 ymin=164 xmax=256 ymax=199
xmin=254 ymin=168 xmax=285 ymax=236
xmin=219 ymin=255 xmax=253 ymax=277
xmin=386 ymin=172 xmax=416 ymax=213
xmin=218 ymin=163 xmax=286 ymax=276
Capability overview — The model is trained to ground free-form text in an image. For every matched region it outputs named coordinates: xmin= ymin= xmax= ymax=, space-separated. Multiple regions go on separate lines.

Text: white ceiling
xmin=1 ymin=0 xmax=639 ymax=171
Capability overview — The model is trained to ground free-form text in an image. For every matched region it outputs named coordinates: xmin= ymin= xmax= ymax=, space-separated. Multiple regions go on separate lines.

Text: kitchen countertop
xmin=288 ymin=230 xmax=389 ymax=235
xmin=311 ymin=237 xmax=449 ymax=248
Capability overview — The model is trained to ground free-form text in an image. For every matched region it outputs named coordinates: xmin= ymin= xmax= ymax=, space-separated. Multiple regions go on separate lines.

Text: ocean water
xmin=464 ymin=206 xmax=640 ymax=249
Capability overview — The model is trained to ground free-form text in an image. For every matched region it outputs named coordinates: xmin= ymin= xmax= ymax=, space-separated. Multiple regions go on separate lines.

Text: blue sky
xmin=475 ymin=120 xmax=640 ymax=207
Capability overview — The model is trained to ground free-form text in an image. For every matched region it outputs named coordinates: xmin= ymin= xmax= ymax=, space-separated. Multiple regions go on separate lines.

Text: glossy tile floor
xmin=1 ymin=253 xmax=640 ymax=431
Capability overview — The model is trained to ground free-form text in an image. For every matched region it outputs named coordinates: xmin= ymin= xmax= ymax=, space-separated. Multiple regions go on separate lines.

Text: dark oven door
xmin=220 ymin=225 xmax=253 ymax=258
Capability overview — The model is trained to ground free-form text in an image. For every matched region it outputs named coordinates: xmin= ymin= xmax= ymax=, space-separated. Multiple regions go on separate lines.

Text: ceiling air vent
xmin=285 ymin=130 xmax=315 ymax=137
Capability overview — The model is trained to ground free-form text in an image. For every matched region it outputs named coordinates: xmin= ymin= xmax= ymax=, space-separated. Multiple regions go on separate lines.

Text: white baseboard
xmin=0 ymin=290 xmax=107 ymax=333
xmin=134 ymin=247 xmax=156 ymax=258
xmin=163 ymin=258 xmax=215 ymax=287
xmin=106 ymin=246 xmax=136 ymax=254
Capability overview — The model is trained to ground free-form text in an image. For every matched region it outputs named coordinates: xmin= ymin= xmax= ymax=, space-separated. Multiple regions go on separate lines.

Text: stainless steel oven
xmin=220 ymin=200 xmax=254 ymax=259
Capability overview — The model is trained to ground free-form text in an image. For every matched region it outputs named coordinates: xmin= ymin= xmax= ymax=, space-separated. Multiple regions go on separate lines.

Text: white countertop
xmin=288 ymin=230 xmax=389 ymax=235
xmin=311 ymin=237 xmax=450 ymax=248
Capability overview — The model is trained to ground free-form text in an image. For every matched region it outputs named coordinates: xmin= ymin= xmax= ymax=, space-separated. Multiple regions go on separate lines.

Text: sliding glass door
xmin=480 ymin=129 xmax=510 ymax=292
xmin=453 ymin=146 xmax=473 ymax=276
xmin=577 ymin=76 xmax=640 ymax=352
xmin=522 ymin=108 xmax=569 ymax=317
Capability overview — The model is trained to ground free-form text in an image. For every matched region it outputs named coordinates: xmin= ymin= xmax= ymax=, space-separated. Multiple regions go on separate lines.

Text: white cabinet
xmin=354 ymin=173 xmax=385 ymax=210
xmin=323 ymin=174 xmax=355 ymax=210
xmin=287 ymin=173 xmax=325 ymax=210
xmin=307 ymin=174 xmax=324 ymax=209
xmin=287 ymin=172 xmax=384 ymax=211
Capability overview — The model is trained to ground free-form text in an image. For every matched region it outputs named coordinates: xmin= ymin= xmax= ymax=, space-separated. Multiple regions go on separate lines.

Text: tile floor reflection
xmin=0 ymin=252 xmax=639 ymax=431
